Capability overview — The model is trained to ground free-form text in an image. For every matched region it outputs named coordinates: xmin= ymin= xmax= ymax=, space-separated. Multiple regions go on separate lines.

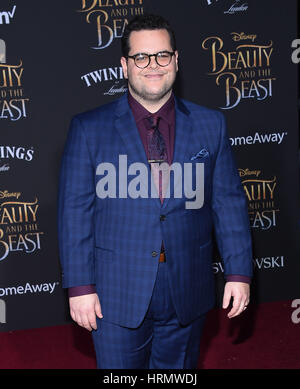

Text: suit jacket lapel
xmin=162 ymin=97 xmax=192 ymax=209
xmin=114 ymin=94 xmax=148 ymax=165
xmin=114 ymin=94 xmax=158 ymax=204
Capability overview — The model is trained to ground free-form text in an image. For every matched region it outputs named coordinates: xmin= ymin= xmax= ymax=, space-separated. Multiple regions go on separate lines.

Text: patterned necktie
xmin=146 ymin=115 xmax=168 ymax=164
xmin=145 ymin=115 xmax=169 ymax=203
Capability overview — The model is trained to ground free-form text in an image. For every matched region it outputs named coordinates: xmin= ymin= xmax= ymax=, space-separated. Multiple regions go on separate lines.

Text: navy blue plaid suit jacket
xmin=57 ymin=93 xmax=253 ymax=328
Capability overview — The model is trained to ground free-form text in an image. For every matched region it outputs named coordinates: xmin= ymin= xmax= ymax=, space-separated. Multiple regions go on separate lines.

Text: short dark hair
xmin=121 ymin=14 xmax=177 ymax=57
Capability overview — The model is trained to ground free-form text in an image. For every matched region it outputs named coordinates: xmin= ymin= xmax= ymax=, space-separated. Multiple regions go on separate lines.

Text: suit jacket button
xmin=152 ymin=251 xmax=158 ymax=257
xmin=160 ymin=215 xmax=166 ymax=221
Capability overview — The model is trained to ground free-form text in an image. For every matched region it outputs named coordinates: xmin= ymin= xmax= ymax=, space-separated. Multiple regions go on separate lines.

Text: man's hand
xmin=222 ymin=282 xmax=250 ymax=318
xmin=69 ymin=293 xmax=103 ymax=331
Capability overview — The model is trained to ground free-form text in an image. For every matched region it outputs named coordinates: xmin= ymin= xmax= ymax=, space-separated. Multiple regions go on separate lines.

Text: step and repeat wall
xmin=0 ymin=0 xmax=299 ymax=331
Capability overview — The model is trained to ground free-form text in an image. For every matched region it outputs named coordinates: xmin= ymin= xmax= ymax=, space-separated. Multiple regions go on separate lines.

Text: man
xmin=58 ymin=14 xmax=253 ymax=369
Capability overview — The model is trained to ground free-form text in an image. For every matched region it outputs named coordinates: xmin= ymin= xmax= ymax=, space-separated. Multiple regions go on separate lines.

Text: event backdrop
xmin=0 ymin=0 xmax=299 ymax=331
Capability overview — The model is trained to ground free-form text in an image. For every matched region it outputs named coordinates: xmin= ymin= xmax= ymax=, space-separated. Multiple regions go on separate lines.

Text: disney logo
xmin=238 ymin=168 xmax=261 ymax=177
xmin=231 ymin=32 xmax=257 ymax=42
xmin=0 ymin=190 xmax=21 ymax=200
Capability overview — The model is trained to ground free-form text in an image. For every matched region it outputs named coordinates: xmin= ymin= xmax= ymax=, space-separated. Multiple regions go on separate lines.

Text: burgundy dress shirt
xmin=68 ymin=92 xmax=250 ymax=298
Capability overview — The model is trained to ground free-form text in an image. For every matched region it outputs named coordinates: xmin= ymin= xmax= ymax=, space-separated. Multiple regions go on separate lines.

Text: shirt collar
xmin=128 ymin=90 xmax=175 ymax=125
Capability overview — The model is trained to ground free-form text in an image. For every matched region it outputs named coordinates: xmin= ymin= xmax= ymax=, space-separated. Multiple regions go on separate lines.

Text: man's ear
xmin=175 ymin=50 xmax=179 ymax=72
xmin=120 ymin=57 xmax=128 ymax=79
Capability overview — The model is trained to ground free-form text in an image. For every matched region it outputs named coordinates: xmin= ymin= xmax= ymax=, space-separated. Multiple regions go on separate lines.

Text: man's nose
xmin=148 ymin=55 xmax=159 ymax=69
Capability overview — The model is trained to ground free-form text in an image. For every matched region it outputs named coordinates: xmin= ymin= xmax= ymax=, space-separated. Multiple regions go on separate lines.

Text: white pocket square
xmin=190 ymin=148 xmax=209 ymax=160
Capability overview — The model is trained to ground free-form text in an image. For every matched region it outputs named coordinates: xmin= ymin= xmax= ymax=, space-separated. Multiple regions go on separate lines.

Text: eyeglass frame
xmin=126 ymin=50 xmax=176 ymax=69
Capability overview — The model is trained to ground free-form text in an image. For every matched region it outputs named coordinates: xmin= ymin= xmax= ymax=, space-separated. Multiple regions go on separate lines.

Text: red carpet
xmin=0 ymin=300 xmax=299 ymax=369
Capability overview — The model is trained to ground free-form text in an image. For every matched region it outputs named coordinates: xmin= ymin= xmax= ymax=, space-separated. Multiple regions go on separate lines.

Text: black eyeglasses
xmin=126 ymin=51 xmax=175 ymax=69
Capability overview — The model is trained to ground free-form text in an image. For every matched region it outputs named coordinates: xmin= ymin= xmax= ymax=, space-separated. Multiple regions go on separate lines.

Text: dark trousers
xmin=92 ymin=261 xmax=206 ymax=369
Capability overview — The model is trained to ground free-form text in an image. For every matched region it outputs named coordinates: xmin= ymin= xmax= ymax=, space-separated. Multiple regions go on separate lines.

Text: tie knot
xmin=146 ymin=114 xmax=160 ymax=129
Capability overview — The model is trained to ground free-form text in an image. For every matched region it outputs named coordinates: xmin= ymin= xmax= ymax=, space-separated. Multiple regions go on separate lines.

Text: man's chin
xmin=132 ymin=87 xmax=172 ymax=103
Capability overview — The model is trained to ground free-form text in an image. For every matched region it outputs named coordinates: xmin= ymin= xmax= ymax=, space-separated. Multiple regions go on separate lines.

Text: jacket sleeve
xmin=57 ymin=116 xmax=96 ymax=288
xmin=211 ymin=112 xmax=253 ymax=278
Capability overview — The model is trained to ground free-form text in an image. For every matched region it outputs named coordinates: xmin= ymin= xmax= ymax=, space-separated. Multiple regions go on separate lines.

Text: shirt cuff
xmin=226 ymin=275 xmax=251 ymax=284
xmin=68 ymin=285 xmax=96 ymax=298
